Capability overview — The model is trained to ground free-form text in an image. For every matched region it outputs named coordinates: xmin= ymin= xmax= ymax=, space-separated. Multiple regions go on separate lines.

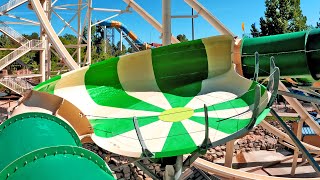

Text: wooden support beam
xmin=0 ymin=48 xmax=16 ymax=50
xmin=278 ymin=82 xmax=320 ymax=136
xmin=224 ymin=139 xmax=235 ymax=168
xmin=291 ymin=118 xmax=304 ymax=176
xmin=260 ymin=120 xmax=320 ymax=153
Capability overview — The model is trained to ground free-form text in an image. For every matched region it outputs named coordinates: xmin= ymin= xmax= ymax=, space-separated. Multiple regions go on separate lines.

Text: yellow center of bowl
xmin=159 ymin=107 xmax=194 ymax=122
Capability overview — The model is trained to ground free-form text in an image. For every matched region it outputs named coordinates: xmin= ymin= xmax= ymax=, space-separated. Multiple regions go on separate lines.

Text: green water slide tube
xmin=241 ymin=29 xmax=320 ymax=82
xmin=34 ymin=35 xmax=279 ymax=159
xmin=0 ymin=112 xmax=114 ymax=180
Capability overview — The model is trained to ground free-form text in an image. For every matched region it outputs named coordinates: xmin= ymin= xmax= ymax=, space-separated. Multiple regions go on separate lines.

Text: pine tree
xmin=176 ymin=34 xmax=188 ymax=42
xmin=250 ymin=0 xmax=307 ymax=37
xmin=250 ymin=23 xmax=261 ymax=37
xmin=288 ymin=0 xmax=307 ymax=31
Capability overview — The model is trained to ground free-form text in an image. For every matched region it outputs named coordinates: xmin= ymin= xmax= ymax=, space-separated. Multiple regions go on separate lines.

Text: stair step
xmin=0 ymin=77 xmax=34 ymax=95
xmin=0 ymin=0 xmax=28 ymax=15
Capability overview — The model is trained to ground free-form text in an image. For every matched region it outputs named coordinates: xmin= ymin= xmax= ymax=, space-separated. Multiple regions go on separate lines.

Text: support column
xmin=46 ymin=0 xmax=52 ymax=79
xmin=184 ymin=0 xmax=234 ymax=36
xmin=39 ymin=49 xmax=46 ymax=82
xmin=162 ymin=0 xmax=171 ymax=46
xmin=103 ymin=26 xmax=107 ymax=53
xmin=120 ymin=30 xmax=123 ymax=51
xmin=164 ymin=156 xmax=183 ymax=180
xmin=291 ymin=118 xmax=304 ymax=176
xmin=122 ymin=0 xmax=179 ymax=43
xmin=112 ymin=28 xmax=115 ymax=47
xmin=225 ymin=140 xmax=235 ymax=168
xmin=86 ymin=0 xmax=92 ymax=65
xmin=174 ymin=156 xmax=183 ymax=179
xmin=77 ymin=0 xmax=82 ymax=66
xmin=40 ymin=0 xmax=49 ymax=82
xmin=164 ymin=165 xmax=174 ymax=180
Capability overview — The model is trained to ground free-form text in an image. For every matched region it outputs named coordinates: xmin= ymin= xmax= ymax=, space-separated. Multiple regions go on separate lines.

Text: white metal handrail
xmin=11 ymin=77 xmax=34 ymax=89
xmin=0 ymin=0 xmax=28 ymax=15
xmin=0 ymin=21 xmax=28 ymax=44
xmin=0 ymin=78 xmax=24 ymax=94
xmin=0 ymin=77 xmax=34 ymax=94
xmin=0 ymin=40 xmax=44 ymax=71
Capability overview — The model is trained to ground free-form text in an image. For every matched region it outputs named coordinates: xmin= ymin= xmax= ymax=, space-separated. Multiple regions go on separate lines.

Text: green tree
xmin=0 ymin=34 xmax=15 ymax=48
xmin=117 ymin=41 xmax=126 ymax=54
xmin=110 ymin=41 xmax=125 ymax=57
xmin=23 ymin=32 xmax=39 ymax=40
xmin=289 ymin=0 xmax=307 ymax=31
xmin=251 ymin=0 xmax=307 ymax=37
xmin=20 ymin=33 xmax=40 ymax=69
xmin=127 ymin=47 xmax=134 ymax=53
xmin=59 ymin=34 xmax=78 ymax=56
xmin=250 ymin=23 xmax=261 ymax=37
xmin=176 ymin=34 xmax=188 ymax=42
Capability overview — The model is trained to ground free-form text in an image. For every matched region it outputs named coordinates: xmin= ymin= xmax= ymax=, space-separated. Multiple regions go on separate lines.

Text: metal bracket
xmin=133 ymin=116 xmax=154 ymax=158
xmin=247 ymin=84 xmax=261 ymax=129
xmin=267 ymin=56 xmax=280 ymax=107
xmin=253 ymin=51 xmax=260 ymax=81
xmin=183 ymin=104 xmax=211 ymax=167
xmin=200 ymin=104 xmax=210 ymax=153
xmin=183 ymin=151 xmax=201 ymax=168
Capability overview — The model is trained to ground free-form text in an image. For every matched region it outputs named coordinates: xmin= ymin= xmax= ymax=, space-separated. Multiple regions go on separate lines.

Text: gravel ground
xmin=83 ymin=120 xmax=295 ymax=179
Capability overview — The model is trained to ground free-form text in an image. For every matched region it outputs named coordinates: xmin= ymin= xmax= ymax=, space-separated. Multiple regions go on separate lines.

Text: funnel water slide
xmin=34 ymin=35 xmax=278 ymax=158
xmin=0 ymin=112 xmax=114 ymax=180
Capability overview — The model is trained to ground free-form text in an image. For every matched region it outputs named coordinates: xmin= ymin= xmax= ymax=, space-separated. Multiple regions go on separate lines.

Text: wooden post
xmin=225 ymin=139 xmax=235 ymax=168
xmin=291 ymin=118 xmax=304 ymax=176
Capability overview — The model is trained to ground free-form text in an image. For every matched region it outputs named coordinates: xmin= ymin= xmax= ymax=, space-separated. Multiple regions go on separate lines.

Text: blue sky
xmin=1 ymin=0 xmax=320 ymax=43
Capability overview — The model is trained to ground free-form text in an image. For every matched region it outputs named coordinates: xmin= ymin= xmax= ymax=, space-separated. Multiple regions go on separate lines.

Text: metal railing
xmin=0 ymin=21 xmax=28 ymax=44
xmin=0 ymin=77 xmax=34 ymax=94
xmin=11 ymin=77 xmax=34 ymax=89
xmin=0 ymin=39 xmax=44 ymax=71
xmin=0 ymin=78 xmax=25 ymax=94
xmin=0 ymin=0 xmax=28 ymax=15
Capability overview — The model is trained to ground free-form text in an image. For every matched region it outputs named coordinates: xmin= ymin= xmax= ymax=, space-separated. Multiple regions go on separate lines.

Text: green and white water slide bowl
xmin=0 ymin=112 xmax=114 ymax=180
xmin=34 ymin=35 xmax=273 ymax=158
